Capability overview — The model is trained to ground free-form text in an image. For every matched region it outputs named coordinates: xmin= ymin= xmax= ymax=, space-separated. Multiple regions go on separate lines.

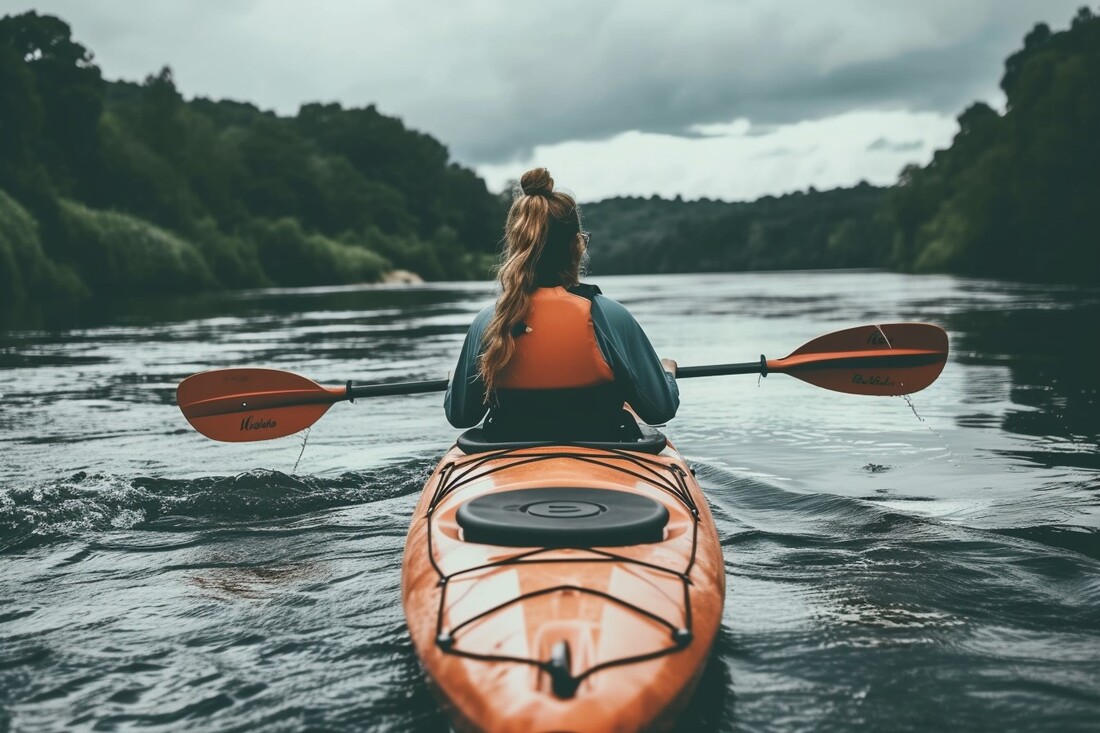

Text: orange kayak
xmin=401 ymin=428 xmax=725 ymax=732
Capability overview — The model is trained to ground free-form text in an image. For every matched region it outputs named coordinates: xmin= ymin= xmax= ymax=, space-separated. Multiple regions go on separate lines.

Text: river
xmin=2 ymin=271 xmax=1098 ymax=732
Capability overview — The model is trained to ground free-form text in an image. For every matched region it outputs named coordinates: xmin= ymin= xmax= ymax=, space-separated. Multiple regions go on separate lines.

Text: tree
xmin=886 ymin=7 xmax=1100 ymax=282
xmin=0 ymin=12 xmax=104 ymax=193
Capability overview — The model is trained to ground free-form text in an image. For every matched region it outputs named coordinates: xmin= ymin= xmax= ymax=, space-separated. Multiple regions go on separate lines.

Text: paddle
xmin=177 ymin=322 xmax=947 ymax=442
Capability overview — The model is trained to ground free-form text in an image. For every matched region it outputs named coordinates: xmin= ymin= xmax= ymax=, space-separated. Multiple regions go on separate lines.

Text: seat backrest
xmin=456 ymin=426 xmax=668 ymax=455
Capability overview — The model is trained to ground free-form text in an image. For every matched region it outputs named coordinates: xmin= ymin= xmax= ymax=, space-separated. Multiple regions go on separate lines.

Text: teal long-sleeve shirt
xmin=444 ymin=290 xmax=679 ymax=428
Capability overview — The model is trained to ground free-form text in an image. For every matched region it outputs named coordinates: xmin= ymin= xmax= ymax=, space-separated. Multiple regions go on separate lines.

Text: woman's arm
xmin=589 ymin=296 xmax=680 ymax=424
xmin=444 ymin=306 xmax=493 ymax=428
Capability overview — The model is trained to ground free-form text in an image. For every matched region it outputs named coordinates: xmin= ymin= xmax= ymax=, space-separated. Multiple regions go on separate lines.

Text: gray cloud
xmin=752 ymin=145 xmax=820 ymax=159
xmin=3 ymin=0 xmax=1086 ymax=165
xmin=867 ymin=137 xmax=924 ymax=153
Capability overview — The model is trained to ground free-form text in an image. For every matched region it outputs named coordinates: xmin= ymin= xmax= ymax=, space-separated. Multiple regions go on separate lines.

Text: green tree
xmin=0 ymin=12 xmax=104 ymax=194
xmin=885 ymin=8 xmax=1100 ymax=282
xmin=0 ymin=44 xmax=44 ymax=198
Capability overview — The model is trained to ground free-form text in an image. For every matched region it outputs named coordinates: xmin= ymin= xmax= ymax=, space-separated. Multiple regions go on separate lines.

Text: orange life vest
xmin=497 ymin=286 xmax=615 ymax=390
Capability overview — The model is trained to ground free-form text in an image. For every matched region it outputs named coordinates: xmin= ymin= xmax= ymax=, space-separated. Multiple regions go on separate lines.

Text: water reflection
xmin=945 ymin=299 xmax=1100 ymax=468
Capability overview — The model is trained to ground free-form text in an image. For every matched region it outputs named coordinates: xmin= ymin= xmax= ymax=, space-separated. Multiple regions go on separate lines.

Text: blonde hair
xmin=479 ymin=168 xmax=586 ymax=399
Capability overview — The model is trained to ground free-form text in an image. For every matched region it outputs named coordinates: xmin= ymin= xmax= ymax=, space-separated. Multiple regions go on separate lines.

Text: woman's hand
xmin=660 ymin=358 xmax=678 ymax=377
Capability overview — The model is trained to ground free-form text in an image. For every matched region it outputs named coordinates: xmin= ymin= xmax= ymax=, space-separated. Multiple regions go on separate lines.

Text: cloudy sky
xmin=3 ymin=0 xmax=1086 ymax=201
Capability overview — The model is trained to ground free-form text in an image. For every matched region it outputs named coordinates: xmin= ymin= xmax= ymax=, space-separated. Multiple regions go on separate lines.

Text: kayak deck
xmin=402 ymin=438 xmax=725 ymax=733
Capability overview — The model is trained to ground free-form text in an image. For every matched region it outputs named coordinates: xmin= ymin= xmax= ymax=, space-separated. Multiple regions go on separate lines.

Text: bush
xmin=57 ymin=199 xmax=215 ymax=295
xmin=247 ymin=217 xmax=389 ymax=287
xmin=190 ymin=217 xmax=268 ymax=289
xmin=0 ymin=188 xmax=86 ymax=304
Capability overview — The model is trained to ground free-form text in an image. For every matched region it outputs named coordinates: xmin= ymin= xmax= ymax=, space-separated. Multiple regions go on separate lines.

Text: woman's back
xmin=444 ymin=168 xmax=678 ymax=440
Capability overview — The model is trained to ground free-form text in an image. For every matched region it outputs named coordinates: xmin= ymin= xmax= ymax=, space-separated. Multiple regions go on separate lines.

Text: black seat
xmin=456 ymin=425 xmax=667 ymax=455
xmin=456 ymin=488 xmax=669 ymax=547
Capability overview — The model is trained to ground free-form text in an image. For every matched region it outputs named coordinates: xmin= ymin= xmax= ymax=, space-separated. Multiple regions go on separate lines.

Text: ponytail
xmin=479 ymin=168 xmax=584 ymax=399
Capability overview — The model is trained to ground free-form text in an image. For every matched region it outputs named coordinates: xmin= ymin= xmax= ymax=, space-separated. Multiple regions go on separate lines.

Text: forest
xmin=1 ymin=7 xmax=1097 ymax=309
xmin=0 ymin=11 xmax=505 ymax=308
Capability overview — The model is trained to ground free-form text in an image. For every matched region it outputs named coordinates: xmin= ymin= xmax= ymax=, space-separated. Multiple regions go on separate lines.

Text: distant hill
xmin=583 ymin=183 xmax=889 ymax=275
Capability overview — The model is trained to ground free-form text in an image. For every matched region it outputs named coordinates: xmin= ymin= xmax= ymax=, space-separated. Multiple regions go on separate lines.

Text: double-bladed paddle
xmin=177 ymin=322 xmax=948 ymax=442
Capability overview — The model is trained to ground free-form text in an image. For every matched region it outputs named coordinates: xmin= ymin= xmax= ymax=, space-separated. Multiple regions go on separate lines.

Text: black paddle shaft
xmin=677 ymin=356 xmax=767 ymax=379
xmin=343 ymin=358 xmax=767 ymax=401
xmin=346 ymin=378 xmax=449 ymax=400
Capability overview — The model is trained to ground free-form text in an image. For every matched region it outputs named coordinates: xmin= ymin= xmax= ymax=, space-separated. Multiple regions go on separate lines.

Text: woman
xmin=445 ymin=168 xmax=678 ymax=441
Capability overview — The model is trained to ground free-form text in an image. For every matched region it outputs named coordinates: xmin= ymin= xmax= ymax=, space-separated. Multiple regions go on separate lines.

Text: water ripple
xmin=2 ymin=274 xmax=1099 ymax=732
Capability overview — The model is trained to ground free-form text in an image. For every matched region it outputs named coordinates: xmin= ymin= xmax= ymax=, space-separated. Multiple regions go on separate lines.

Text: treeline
xmin=585 ymin=7 xmax=1100 ymax=284
xmin=0 ymin=12 xmax=504 ymax=308
xmin=3 ymin=9 xmax=1097 ymax=308
xmin=583 ymin=183 xmax=890 ymax=274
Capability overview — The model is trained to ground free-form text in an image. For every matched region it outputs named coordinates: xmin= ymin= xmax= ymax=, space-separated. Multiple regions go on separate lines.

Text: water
xmin=1 ymin=271 xmax=1098 ymax=732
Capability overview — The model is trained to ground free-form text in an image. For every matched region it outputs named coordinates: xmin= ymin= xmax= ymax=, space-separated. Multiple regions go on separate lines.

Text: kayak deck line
xmin=421 ymin=445 xmax=702 ymax=698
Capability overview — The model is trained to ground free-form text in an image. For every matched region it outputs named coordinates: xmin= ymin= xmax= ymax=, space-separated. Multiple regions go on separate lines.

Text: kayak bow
xmin=401 ymin=429 xmax=724 ymax=732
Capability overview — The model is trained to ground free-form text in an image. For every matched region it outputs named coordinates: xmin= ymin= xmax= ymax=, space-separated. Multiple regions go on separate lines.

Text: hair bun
xmin=520 ymin=168 xmax=554 ymax=197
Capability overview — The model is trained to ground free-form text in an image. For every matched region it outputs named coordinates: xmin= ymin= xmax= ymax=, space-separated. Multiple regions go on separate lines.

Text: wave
xmin=0 ymin=459 xmax=434 ymax=554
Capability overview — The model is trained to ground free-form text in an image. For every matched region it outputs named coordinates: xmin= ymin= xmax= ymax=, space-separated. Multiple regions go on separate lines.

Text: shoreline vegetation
xmin=2 ymin=8 xmax=1097 ymax=312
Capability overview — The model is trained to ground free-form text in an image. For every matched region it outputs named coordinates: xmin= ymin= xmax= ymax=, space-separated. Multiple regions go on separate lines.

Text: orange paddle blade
xmin=177 ymin=368 xmax=346 ymax=442
xmin=769 ymin=323 xmax=948 ymax=396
